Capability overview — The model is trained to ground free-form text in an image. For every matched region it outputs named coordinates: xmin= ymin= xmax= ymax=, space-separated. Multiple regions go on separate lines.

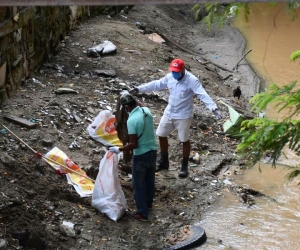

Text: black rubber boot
xmin=156 ymin=152 xmax=169 ymax=171
xmin=178 ymin=157 xmax=189 ymax=178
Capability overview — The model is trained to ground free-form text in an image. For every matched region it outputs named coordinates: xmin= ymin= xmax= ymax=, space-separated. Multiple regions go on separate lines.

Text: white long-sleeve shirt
xmin=137 ymin=70 xmax=218 ymax=119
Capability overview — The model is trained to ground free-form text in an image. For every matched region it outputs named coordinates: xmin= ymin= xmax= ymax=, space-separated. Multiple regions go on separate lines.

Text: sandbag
xmin=91 ymin=151 xmax=127 ymax=222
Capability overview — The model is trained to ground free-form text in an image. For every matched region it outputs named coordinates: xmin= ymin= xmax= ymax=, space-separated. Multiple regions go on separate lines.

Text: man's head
xmin=169 ymin=59 xmax=185 ymax=80
xmin=120 ymin=93 xmax=136 ymax=112
xmin=169 ymin=59 xmax=185 ymax=72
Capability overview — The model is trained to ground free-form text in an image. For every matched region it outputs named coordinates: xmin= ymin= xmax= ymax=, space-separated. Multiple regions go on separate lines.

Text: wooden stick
xmin=1 ymin=124 xmax=95 ymax=183
xmin=233 ymin=49 xmax=252 ymax=70
xmin=42 ymin=97 xmax=56 ymax=109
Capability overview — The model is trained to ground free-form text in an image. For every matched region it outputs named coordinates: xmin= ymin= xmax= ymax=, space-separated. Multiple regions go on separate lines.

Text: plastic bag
xmin=87 ymin=110 xmax=122 ymax=147
xmin=92 ymin=151 xmax=127 ymax=222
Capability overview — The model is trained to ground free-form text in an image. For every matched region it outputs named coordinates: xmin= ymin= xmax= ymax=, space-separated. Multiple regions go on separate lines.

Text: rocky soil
xmin=0 ymin=4 xmax=257 ymax=250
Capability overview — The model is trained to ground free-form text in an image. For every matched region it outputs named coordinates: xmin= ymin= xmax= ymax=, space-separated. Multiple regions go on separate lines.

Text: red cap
xmin=169 ymin=59 xmax=185 ymax=72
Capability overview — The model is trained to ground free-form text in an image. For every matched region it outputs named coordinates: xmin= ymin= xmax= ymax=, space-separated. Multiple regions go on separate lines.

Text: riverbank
xmin=0 ymin=4 xmax=258 ymax=249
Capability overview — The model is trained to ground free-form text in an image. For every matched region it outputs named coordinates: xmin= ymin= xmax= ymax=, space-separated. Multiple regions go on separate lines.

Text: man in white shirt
xmin=130 ymin=59 xmax=222 ymax=178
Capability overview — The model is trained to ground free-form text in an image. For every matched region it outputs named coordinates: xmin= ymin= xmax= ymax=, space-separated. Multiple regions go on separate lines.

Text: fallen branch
xmin=202 ymin=57 xmax=234 ymax=73
xmin=157 ymin=32 xmax=199 ymax=55
xmin=222 ymin=74 xmax=233 ymax=81
xmin=233 ymin=49 xmax=252 ymax=70
xmin=193 ymin=56 xmax=233 ymax=73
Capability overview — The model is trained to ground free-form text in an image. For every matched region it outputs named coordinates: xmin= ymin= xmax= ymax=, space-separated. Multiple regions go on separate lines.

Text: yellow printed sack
xmin=45 ymin=147 xmax=94 ymax=197
xmin=87 ymin=110 xmax=122 ymax=147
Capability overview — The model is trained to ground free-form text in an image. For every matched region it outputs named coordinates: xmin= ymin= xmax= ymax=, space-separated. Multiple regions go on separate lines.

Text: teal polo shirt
xmin=127 ymin=106 xmax=158 ymax=155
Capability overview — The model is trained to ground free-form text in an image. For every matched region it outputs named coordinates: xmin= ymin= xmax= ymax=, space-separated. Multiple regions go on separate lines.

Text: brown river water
xmin=199 ymin=3 xmax=300 ymax=249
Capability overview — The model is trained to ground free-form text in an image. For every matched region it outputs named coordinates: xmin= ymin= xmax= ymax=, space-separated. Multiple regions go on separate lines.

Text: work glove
xmin=212 ymin=108 xmax=223 ymax=120
xmin=129 ymin=87 xmax=139 ymax=95
xmin=109 ymin=146 xmax=120 ymax=154
xmin=120 ymin=90 xmax=130 ymax=96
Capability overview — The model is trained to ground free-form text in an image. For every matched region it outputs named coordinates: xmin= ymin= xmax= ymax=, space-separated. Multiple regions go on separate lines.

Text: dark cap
xmin=120 ymin=94 xmax=135 ymax=105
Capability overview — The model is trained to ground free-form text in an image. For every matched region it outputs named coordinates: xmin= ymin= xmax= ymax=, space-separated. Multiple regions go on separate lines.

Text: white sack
xmin=92 ymin=151 xmax=127 ymax=222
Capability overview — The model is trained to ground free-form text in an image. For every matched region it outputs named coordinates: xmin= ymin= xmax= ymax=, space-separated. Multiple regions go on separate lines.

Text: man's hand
xmin=109 ymin=146 xmax=120 ymax=154
xmin=212 ymin=108 xmax=223 ymax=119
xmin=129 ymin=87 xmax=139 ymax=95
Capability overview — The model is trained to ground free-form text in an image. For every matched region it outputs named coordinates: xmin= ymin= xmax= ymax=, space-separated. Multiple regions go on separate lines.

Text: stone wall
xmin=0 ymin=5 xmax=117 ymax=104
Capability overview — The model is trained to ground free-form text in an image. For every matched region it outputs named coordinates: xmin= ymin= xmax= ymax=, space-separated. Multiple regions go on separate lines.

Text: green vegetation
xmin=237 ymin=79 xmax=300 ymax=183
xmin=290 ymin=50 xmax=300 ymax=62
xmin=192 ymin=3 xmax=300 ymax=182
xmin=237 ymin=50 xmax=300 ymax=182
xmin=192 ymin=2 xmax=299 ymax=30
xmin=192 ymin=3 xmax=249 ymax=30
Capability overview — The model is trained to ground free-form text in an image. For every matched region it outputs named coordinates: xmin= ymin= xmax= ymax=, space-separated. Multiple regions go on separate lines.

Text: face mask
xmin=171 ymin=71 xmax=182 ymax=80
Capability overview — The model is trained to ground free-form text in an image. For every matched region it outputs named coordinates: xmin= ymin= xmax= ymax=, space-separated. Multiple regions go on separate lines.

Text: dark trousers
xmin=132 ymin=150 xmax=157 ymax=218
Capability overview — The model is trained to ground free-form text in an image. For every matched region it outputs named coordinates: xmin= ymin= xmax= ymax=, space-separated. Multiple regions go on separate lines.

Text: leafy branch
xmin=238 ymin=79 xmax=300 ymax=182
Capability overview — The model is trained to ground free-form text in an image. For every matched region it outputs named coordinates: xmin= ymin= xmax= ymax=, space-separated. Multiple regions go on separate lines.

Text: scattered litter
xmin=147 ymin=33 xmax=165 ymax=44
xmin=69 ymin=139 xmax=80 ymax=149
xmin=123 ymin=49 xmax=141 ymax=55
xmin=86 ymin=40 xmax=117 ymax=57
xmin=4 ymin=115 xmax=38 ymax=129
xmin=43 ymin=63 xmax=64 ymax=72
xmin=54 ymin=88 xmax=78 ymax=95
xmin=62 ymin=221 xmax=74 ymax=228
xmin=72 ymin=112 xmax=82 ymax=123
xmin=223 ymin=179 xmax=233 ymax=185
xmin=192 ymin=177 xmax=200 ymax=182
xmin=32 ymin=77 xmax=42 ymax=85
xmin=94 ymin=69 xmax=116 ymax=77
xmin=192 ymin=152 xmax=200 ymax=164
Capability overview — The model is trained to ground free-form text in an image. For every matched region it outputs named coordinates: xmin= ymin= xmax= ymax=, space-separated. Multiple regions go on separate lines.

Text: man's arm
xmin=131 ymin=76 xmax=169 ymax=94
xmin=192 ymin=80 xmax=218 ymax=111
xmin=109 ymin=134 xmax=138 ymax=154
xmin=119 ymin=134 xmax=138 ymax=151
xmin=135 ymin=99 xmax=145 ymax=107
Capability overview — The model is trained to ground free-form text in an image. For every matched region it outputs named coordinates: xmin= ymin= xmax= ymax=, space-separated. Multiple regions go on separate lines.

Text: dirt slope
xmin=0 ymin=4 xmax=256 ymax=250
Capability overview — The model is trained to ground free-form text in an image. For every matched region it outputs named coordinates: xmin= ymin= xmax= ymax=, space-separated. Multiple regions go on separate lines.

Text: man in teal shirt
xmin=109 ymin=93 xmax=157 ymax=221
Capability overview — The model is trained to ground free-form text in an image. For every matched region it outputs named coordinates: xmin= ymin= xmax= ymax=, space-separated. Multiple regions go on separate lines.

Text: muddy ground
xmin=0 ymin=4 xmax=258 ymax=250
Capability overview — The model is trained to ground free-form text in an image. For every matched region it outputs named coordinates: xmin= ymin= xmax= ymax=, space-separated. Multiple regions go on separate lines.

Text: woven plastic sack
xmin=87 ymin=110 xmax=122 ymax=147
xmin=91 ymin=151 xmax=127 ymax=222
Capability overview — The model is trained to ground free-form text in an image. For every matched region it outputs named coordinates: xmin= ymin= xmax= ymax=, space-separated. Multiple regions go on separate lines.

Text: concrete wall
xmin=0 ymin=5 xmax=119 ymax=104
